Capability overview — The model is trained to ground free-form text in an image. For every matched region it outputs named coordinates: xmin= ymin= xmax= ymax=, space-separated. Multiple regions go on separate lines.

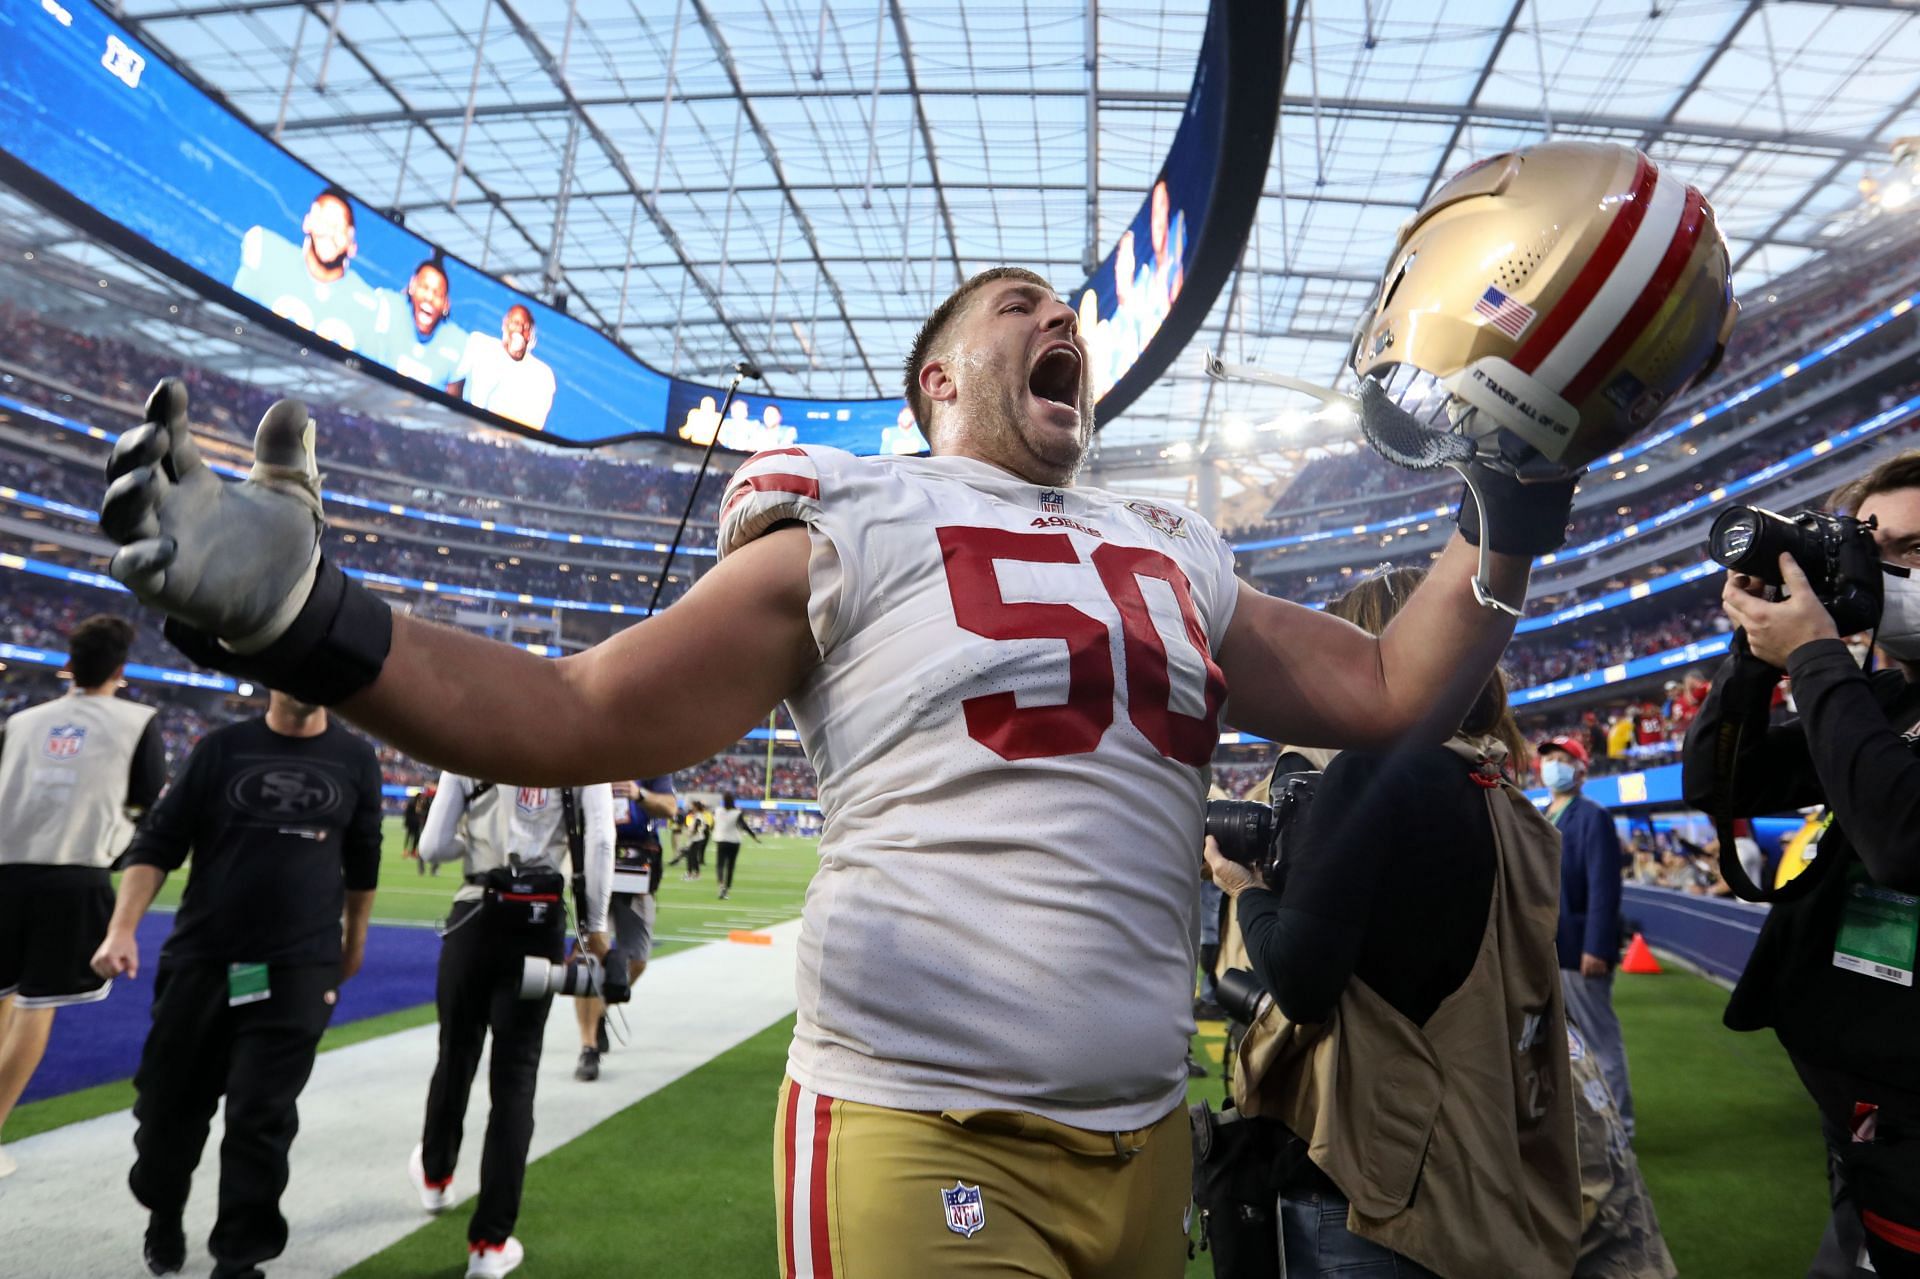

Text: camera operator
xmin=409 ymin=774 xmax=614 ymax=1279
xmin=1685 ymin=454 xmax=1920 ymax=1279
xmin=1202 ymin=568 xmax=1582 ymax=1279
xmin=572 ymin=776 xmax=675 ymax=1082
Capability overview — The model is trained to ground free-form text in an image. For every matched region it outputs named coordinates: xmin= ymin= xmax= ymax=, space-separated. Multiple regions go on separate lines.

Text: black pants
xmin=715 ymin=841 xmax=741 ymax=890
xmin=687 ymin=838 xmax=709 ymax=875
xmin=129 ymin=961 xmax=338 ymax=1278
xmin=421 ymin=900 xmax=562 ymax=1246
xmin=1795 ymin=1053 xmax=1920 ymax=1279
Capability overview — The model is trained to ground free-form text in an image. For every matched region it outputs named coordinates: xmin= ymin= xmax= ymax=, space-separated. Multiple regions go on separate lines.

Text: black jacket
xmin=1681 ymin=637 xmax=1920 ymax=1087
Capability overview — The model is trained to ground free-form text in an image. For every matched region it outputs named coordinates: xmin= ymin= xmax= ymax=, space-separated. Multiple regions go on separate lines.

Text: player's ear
xmin=919 ymin=354 xmax=958 ymax=408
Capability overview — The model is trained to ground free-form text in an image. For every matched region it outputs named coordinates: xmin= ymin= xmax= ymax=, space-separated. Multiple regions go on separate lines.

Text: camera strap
xmin=560 ymin=786 xmax=591 ymax=943
xmin=1708 ymin=714 xmax=1827 ymax=904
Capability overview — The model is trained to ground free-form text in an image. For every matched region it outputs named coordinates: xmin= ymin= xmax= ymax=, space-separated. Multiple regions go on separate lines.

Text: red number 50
xmin=936 ymin=526 xmax=1225 ymax=765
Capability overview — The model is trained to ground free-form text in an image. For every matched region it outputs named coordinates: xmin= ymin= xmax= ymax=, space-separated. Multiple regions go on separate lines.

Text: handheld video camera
xmin=1204 ymin=771 xmax=1319 ymax=890
xmin=518 ymin=949 xmax=630 ymax=1005
xmin=1707 ymin=505 xmax=1883 ymax=635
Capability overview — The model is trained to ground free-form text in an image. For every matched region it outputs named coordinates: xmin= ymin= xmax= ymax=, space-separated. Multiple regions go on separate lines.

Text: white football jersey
xmin=720 ymin=445 xmax=1239 ymax=1128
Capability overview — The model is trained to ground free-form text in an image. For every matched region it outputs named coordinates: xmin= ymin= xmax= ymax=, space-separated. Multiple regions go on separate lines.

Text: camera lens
xmin=1709 ymin=504 xmax=1802 ymax=586
xmin=1711 ymin=509 xmax=1757 ymax=561
xmin=1204 ymin=800 xmax=1274 ymax=868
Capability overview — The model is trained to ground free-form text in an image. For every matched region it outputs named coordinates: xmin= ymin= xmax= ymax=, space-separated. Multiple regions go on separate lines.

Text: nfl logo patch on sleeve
xmin=941 ymin=1181 xmax=986 ymax=1238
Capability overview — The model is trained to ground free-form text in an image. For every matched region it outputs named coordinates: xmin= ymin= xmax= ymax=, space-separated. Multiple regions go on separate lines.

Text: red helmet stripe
xmin=1511 ymin=153 xmax=1657 ymax=375
xmin=1560 ymin=185 xmax=1709 ymax=405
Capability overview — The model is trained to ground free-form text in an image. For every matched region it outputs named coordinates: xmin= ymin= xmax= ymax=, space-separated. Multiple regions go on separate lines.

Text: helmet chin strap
xmin=1448 ymin=460 xmax=1524 ymax=619
xmin=1204 ymin=352 xmax=1520 ymax=617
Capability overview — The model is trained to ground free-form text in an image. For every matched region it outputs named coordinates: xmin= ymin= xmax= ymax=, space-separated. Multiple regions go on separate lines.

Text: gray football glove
xmin=101 ymin=379 xmax=323 ymax=653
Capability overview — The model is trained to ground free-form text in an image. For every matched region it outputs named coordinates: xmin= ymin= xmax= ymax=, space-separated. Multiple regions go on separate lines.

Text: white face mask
xmin=1540 ymin=759 xmax=1580 ymax=793
xmin=1879 ymin=567 xmax=1920 ymax=662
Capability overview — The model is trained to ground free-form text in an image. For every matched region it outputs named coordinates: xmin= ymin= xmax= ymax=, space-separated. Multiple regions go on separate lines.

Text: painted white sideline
xmin=0 ymin=918 xmax=802 ymax=1277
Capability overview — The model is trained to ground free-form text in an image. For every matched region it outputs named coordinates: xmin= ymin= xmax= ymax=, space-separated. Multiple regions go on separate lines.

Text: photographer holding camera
xmin=1202 ymin=568 xmax=1582 ymax=1279
xmin=1686 ymin=454 xmax=1920 ymax=1279
xmin=409 ymin=773 xmax=614 ymax=1279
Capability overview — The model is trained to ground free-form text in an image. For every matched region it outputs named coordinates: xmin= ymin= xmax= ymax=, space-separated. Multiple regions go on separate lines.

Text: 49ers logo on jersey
xmin=1125 ymin=500 xmax=1187 ymax=539
xmin=1029 ymin=515 xmax=1102 ymax=537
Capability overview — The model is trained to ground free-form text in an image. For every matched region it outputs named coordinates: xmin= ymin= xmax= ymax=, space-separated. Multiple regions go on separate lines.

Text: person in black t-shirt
xmin=91 ymin=690 xmax=382 ymax=1279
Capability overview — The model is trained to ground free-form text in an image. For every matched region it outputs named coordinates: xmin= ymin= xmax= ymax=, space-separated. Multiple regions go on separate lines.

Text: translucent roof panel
xmin=69 ymin=0 xmax=1920 ymax=484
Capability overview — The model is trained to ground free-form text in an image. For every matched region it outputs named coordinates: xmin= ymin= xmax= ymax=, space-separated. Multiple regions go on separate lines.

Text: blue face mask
xmin=1541 ymin=759 xmax=1579 ymax=793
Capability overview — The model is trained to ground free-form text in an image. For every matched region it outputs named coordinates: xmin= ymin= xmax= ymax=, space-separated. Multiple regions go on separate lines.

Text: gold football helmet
xmin=1351 ymin=139 xmax=1736 ymax=478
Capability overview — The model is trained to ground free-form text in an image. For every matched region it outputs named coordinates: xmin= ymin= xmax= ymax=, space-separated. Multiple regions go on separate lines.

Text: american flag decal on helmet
xmin=1473 ymin=285 xmax=1537 ymax=339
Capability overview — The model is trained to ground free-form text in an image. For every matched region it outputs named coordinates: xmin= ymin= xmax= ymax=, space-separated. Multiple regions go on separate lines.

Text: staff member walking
xmin=709 ymin=793 xmax=761 ymax=901
xmin=93 ymin=689 xmax=381 ymax=1279
xmin=410 ymin=774 xmax=613 ymax=1279
xmin=574 ymin=777 xmax=675 ymax=1081
xmin=0 ymin=614 xmax=166 ymax=1178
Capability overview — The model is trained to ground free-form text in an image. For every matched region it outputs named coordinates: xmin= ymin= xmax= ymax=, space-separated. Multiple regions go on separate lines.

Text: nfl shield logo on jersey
xmin=43 ymin=724 xmax=86 ymax=759
xmin=1040 ymin=489 xmax=1065 ymax=514
xmin=516 ymin=787 xmax=549 ymax=813
xmin=940 ymin=1182 xmax=986 ymax=1238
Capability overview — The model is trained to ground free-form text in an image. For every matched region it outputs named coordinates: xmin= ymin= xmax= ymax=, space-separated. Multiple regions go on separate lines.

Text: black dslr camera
xmin=1707 ymin=505 xmax=1883 ymax=635
xmin=1204 ymin=771 xmax=1319 ymax=890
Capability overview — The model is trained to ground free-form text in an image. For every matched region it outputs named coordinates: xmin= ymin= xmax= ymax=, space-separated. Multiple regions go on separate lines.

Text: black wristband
xmin=164 ymin=557 xmax=392 ymax=705
xmin=1454 ymin=463 xmax=1579 ymax=556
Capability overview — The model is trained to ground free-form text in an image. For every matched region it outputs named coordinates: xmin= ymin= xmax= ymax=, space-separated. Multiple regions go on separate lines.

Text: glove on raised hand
xmin=100 ymin=379 xmax=390 ymax=704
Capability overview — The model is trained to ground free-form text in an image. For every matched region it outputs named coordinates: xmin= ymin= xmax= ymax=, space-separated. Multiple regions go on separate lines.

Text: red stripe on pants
xmin=810 ymin=1092 xmax=834 ymax=1278
xmin=783 ymin=1080 xmax=801 ymax=1278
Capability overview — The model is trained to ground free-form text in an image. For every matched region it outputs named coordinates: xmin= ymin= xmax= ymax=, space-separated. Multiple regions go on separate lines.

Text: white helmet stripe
xmin=1530 ymin=169 xmax=1689 ymax=394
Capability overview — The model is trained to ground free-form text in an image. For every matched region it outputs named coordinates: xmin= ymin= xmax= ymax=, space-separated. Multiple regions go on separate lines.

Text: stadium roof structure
xmin=45 ymin=1 xmax=1920 ymax=499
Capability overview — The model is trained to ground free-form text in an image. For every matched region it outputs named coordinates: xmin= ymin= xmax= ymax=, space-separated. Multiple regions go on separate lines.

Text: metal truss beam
xmin=888 ymin=1 xmax=963 ymax=289
xmin=490 ymin=0 xmax=764 ymax=372
xmin=1730 ymin=72 xmax=1920 ymax=278
xmin=1635 ymin=2 xmax=1759 ymax=153
xmin=688 ymin=0 xmax=882 ymax=392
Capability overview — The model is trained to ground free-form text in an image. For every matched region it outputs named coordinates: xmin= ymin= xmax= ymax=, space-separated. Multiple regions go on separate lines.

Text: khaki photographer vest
xmin=1231 ymin=735 xmax=1580 ymax=1279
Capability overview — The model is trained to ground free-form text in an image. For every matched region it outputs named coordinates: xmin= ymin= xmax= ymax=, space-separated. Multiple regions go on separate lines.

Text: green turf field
xmin=23 ymin=823 xmax=1837 ymax=1276
xmin=8 ymin=821 xmax=822 ymax=1142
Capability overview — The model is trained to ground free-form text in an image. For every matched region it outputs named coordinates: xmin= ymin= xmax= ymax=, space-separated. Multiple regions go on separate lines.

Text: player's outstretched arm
xmin=345 ymin=527 xmax=816 ymax=783
xmin=1216 ymin=533 xmax=1528 ymax=751
xmin=100 ymin=380 xmax=817 ymax=783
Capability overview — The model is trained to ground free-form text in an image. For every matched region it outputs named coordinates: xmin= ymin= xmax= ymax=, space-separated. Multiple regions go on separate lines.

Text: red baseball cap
xmin=1540 ymin=735 xmax=1590 ymax=767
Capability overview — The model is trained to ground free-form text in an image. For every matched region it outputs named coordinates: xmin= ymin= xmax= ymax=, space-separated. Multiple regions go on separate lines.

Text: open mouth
xmin=1028 ymin=345 xmax=1082 ymax=413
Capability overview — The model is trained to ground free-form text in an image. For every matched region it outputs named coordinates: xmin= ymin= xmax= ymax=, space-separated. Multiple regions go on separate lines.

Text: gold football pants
xmin=773 ymin=1077 xmax=1191 ymax=1278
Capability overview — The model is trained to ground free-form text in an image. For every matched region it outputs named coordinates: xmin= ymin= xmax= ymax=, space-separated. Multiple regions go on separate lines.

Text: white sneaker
xmin=408 ymin=1142 xmax=452 ymax=1213
xmin=466 ymin=1236 xmax=524 ymax=1278
xmin=0 ymin=1145 xmax=16 ymax=1179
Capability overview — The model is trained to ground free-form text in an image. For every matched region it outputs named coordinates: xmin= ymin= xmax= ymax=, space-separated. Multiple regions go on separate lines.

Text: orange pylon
xmin=1620 ymin=933 xmax=1663 ymax=975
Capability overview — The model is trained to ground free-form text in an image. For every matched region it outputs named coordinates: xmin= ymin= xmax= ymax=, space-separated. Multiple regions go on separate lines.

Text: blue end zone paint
xmin=23 ymin=914 xmax=441 ymax=1104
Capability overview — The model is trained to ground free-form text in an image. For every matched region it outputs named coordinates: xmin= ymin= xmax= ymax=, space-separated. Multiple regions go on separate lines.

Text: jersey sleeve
xmin=717 ymin=445 xmax=863 ymax=655
xmin=717 ymin=447 xmax=829 ymax=557
xmin=1177 ymin=509 xmax=1242 ymax=651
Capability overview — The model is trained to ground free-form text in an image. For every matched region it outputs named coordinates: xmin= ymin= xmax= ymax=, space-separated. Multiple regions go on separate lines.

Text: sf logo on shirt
xmin=229 ymin=764 xmax=342 ymax=820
